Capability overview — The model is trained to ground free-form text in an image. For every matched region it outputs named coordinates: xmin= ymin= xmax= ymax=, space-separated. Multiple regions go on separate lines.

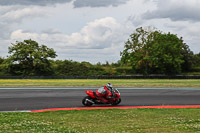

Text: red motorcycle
xmin=82 ymin=88 xmax=121 ymax=106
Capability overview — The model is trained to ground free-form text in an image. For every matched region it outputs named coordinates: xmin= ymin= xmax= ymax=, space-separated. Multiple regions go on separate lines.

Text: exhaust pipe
xmin=86 ymin=99 xmax=94 ymax=104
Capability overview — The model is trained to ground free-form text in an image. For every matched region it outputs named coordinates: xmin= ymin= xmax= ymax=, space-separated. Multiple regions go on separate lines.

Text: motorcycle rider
xmin=95 ymin=83 xmax=115 ymax=103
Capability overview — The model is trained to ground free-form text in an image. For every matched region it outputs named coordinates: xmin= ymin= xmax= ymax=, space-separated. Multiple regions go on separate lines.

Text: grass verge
xmin=0 ymin=79 xmax=199 ymax=87
xmin=1 ymin=108 xmax=200 ymax=132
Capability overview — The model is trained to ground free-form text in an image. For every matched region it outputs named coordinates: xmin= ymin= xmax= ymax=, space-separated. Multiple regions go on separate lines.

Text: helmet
xmin=106 ymin=83 xmax=112 ymax=89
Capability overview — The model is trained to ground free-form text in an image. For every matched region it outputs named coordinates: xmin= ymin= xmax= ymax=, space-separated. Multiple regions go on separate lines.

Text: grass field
xmin=1 ymin=108 xmax=200 ymax=132
xmin=0 ymin=79 xmax=199 ymax=87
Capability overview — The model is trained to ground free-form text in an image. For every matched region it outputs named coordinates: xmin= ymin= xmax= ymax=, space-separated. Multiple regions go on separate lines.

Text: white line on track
xmin=0 ymin=110 xmax=31 ymax=112
xmin=0 ymin=87 xmax=200 ymax=90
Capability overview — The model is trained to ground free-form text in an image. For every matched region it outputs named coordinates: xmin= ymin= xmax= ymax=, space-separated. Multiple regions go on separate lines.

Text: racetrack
xmin=1 ymin=87 xmax=200 ymax=111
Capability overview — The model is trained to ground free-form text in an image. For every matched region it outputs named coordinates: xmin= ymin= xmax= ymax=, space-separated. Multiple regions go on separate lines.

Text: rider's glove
xmin=108 ymin=94 xmax=115 ymax=99
xmin=111 ymin=92 xmax=116 ymax=98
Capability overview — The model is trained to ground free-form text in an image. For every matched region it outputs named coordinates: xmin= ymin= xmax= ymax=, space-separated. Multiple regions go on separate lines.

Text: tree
xmin=180 ymin=40 xmax=194 ymax=72
xmin=7 ymin=39 xmax=57 ymax=76
xmin=194 ymin=52 xmax=200 ymax=67
xmin=0 ymin=57 xmax=7 ymax=75
xmin=121 ymin=27 xmax=189 ymax=75
xmin=0 ymin=57 xmax=4 ymax=64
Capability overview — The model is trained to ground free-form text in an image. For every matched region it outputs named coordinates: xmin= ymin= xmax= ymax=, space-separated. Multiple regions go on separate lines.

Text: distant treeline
xmin=0 ymin=57 xmax=200 ymax=76
xmin=0 ymin=57 xmax=135 ymax=76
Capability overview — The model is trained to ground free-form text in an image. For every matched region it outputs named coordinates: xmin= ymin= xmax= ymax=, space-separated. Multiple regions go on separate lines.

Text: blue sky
xmin=0 ymin=0 xmax=200 ymax=63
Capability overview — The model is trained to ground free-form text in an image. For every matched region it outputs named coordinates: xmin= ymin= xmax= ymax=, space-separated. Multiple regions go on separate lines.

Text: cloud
xmin=0 ymin=39 xmax=11 ymax=57
xmin=143 ymin=0 xmax=200 ymax=22
xmin=11 ymin=17 xmax=130 ymax=49
xmin=73 ymin=0 xmax=129 ymax=8
xmin=1 ymin=7 xmax=48 ymax=23
xmin=0 ymin=0 xmax=129 ymax=8
xmin=42 ymin=29 xmax=62 ymax=35
xmin=0 ymin=0 xmax=72 ymax=6
xmin=63 ymin=17 xmax=127 ymax=49
xmin=10 ymin=17 xmax=132 ymax=63
xmin=0 ymin=5 xmax=51 ymax=41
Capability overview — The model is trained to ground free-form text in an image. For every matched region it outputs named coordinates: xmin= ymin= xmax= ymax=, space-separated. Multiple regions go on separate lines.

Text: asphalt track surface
xmin=1 ymin=87 xmax=200 ymax=111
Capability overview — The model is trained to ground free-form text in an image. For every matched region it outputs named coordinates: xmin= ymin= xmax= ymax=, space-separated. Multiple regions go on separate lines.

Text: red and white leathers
xmin=95 ymin=86 xmax=113 ymax=103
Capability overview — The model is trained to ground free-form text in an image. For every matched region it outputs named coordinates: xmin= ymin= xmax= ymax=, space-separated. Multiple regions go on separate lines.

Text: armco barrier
xmin=0 ymin=75 xmax=199 ymax=79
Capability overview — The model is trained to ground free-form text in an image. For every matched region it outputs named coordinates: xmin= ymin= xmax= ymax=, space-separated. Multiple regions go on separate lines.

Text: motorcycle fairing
xmin=85 ymin=90 xmax=96 ymax=99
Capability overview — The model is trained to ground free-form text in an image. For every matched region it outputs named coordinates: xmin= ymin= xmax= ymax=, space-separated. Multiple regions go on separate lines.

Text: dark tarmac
xmin=0 ymin=88 xmax=200 ymax=111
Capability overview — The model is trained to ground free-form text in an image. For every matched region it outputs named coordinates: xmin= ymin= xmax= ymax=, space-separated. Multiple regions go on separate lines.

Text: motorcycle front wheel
xmin=111 ymin=98 xmax=121 ymax=105
xmin=82 ymin=96 xmax=94 ymax=106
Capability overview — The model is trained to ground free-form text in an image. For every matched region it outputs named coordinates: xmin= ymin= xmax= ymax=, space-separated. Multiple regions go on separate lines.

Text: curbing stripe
xmin=31 ymin=105 xmax=200 ymax=113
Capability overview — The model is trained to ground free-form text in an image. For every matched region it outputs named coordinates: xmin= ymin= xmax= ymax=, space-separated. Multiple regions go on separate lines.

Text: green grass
xmin=0 ymin=79 xmax=199 ymax=87
xmin=1 ymin=108 xmax=200 ymax=132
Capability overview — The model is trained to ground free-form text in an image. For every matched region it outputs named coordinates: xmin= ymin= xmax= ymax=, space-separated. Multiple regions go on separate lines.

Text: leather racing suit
xmin=95 ymin=86 xmax=114 ymax=103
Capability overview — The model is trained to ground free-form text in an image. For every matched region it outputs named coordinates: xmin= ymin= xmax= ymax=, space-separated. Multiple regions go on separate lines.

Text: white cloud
xmin=0 ymin=39 xmax=11 ymax=57
xmin=0 ymin=5 xmax=52 ymax=41
xmin=0 ymin=0 xmax=129 ymax=8
xmin=11 ymin=17 xmax=130 ymax=49
xmin=0 ymin=4 xmax=56 ymax=57
xmin=143 ymin=0 xmax=200 ymax=22
xmin=0 ymin=0 xmax=72 ymax=6
xmin=10 ymin=17 xmax=133 ymax=63
xmin=1 ymin=6 xmax=49 ymax=23
xmin=73 ymin=0 xmax=129 ymax=8
xmin=64 ymin=17 xmax=126 ymax=49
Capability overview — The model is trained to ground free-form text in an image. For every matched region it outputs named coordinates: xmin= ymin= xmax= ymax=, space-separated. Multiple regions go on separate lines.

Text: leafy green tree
xmin=121 ymin=27 xmax=189 ymax=75
xmin=180 ymin=40 xmax=194 ymax=72
xmin=194 ymin=53 xmax=200 ymax=67
xmin=0 ymin=57 xmax=4 ymax=64
xmin=0 ymin=57 xmax=8 ymax=75
xmin=7 ymin=39 xmax=57 ymax=76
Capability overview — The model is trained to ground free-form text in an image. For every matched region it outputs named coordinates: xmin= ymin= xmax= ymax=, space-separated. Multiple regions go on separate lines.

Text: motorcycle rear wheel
xmin=82 ymin=96 xmax=93 ymax=106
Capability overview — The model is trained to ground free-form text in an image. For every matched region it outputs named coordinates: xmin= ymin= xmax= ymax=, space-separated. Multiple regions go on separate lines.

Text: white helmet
xmin=106 ymin=83 xmax=112 ymax=89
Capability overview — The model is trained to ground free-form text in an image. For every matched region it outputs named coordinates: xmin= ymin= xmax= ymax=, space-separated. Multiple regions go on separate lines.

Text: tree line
xmin=0 ymin=27 xmax=200 ymax=76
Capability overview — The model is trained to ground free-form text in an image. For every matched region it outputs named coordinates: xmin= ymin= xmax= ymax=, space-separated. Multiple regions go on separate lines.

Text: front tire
xmin=111 ymin=98 xmax=121 ymax=105
xmin=82 ymin=96 xmax=94 ymax=106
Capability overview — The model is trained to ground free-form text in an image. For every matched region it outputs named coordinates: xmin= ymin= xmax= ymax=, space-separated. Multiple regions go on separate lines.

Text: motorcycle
xmin=82 ymin=88 xmax=121 ymax=106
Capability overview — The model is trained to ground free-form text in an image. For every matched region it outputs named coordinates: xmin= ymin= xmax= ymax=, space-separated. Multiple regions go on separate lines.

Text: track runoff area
xmin=1 ymin=87 xmax=200 ymax=113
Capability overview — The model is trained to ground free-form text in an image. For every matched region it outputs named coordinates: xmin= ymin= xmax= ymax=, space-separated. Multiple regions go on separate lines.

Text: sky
xmin=0 ymin=0 xmax=200 ymax=63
